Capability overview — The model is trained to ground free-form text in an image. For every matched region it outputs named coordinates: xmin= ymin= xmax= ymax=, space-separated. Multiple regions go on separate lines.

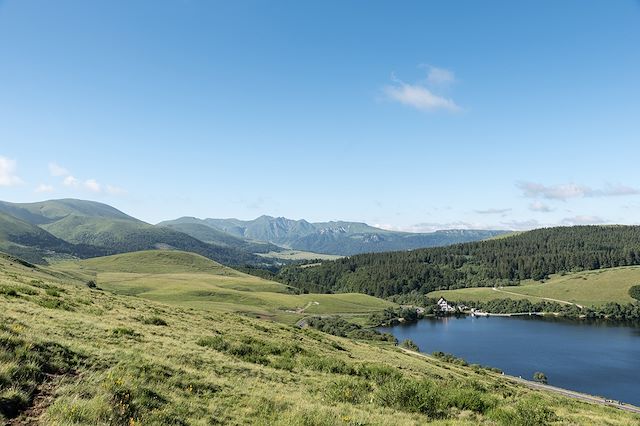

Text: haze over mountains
xmin=0 ymin=198 xmax=505 ymax=265
xmin=158 ymin=216 xmax=506 ymax=256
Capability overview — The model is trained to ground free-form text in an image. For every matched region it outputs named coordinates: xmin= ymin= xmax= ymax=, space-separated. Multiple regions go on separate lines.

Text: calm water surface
xmin=379 ymin=316 xmax=640 ymax=406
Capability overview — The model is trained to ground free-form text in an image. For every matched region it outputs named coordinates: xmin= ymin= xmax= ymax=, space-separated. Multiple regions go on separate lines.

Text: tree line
xmin=272 ymin=226 xmax=640 ymax=297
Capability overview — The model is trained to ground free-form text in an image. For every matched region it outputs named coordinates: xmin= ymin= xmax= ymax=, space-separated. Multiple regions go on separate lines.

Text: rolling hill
xmin=56 ymin=250 xmax=394 ymax=323
xmin=0 ymin=199 xmax=271 ymax=267
xmin=274 ymin=225 xmax=640 ymax=298
xmin=1 ymin=250 xmax=637 ymax=424
xmin=159 ymin=215 xmax=506 ymax=256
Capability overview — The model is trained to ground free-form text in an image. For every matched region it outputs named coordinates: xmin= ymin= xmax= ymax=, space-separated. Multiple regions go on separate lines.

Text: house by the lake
xmin=437 ymin=297 xmax=456 ymax=313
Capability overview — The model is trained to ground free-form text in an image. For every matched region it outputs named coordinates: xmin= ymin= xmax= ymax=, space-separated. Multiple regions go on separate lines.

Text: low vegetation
xmin=1 ymin=251 xmax=637 ymax=424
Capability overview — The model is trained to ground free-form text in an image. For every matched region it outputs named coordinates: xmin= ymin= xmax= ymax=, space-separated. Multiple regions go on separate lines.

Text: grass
xmin=1 ymin=252 xmax=638 ymax=424
xmin=429 ymin=266 xmax=640 ymax=307
xmin=55 ymin=250 xmax=394 ymax=325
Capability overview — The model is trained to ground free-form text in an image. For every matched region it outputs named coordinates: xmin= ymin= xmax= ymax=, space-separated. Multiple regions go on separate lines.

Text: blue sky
xmin=1 ymin=0 xmax=639 ymax=230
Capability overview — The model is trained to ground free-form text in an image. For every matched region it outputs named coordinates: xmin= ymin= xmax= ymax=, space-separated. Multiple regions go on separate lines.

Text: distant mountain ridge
xmin=0 ymin=199 xmax=270 ymax=266
xmin=159 ymin=215 xmax=506 ymax=256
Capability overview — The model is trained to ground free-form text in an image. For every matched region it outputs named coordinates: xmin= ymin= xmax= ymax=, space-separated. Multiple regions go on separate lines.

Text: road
xmin=399 ymin=348 xmax=640 ymax=415
xmin=491 ymin=286 xmax=584 ymax=309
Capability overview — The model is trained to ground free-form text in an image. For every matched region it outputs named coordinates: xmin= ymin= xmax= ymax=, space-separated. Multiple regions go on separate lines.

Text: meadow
xmin=1 ymin=251 xmax=638 ymax=425
xmin=55 ymin=250 xmax=392 ymax=325
xmin=428 ymin=266 xmax=640 ymax=307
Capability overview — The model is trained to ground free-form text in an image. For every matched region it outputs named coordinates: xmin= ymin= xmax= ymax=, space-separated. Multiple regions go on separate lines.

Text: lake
xmin=379 ymin=315 xmax=640 ymax=406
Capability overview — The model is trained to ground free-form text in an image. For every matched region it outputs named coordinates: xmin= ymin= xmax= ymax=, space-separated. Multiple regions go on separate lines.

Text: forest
xmin=274 ymin=226 xmax=640 ymax=297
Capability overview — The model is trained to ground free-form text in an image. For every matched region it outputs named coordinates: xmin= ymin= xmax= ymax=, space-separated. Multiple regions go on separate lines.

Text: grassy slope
xmin=428 ymin=266 xmax=640 ymax=306
xmin=1 ymin=254 xmax=637 ymax=425
xmin=55 ymin=250 xmax=394 ymax=324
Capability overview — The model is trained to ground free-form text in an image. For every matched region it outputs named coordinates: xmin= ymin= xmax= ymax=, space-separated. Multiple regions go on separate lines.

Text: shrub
xmin=533 ymin=371 xmax=548 ymax=384
xmin=400 ymin=339 xmax=419 ymax=351
xmin=373 ymin=378 xmax=442 ymax=418
xmin=629 ymin=285 xmax=640 ymax=302
xmin=325 ymin=377 xmax=371 ymax=404
xmin=140 ymin=316 xmax=168 ymax=326
xmin=356 ymin=363 xmax=401 ymax=385
xmin=86 ymin=280 xmax=97 ymax=289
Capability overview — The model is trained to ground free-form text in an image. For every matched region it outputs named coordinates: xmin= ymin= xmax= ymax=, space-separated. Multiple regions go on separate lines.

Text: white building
xmin=437 ymin=297 xmax=456 ymax=313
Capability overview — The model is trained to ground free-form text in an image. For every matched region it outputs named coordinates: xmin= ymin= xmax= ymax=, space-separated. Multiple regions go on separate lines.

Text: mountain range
xmin=0 ymin=198 xmax=506 ymax=265
xmin=158 ymin=216 xmax=507 ymax=256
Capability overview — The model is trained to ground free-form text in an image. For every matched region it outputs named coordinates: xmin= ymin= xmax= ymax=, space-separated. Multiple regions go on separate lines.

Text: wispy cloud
xmin=529 ymin=201 xmax=553 ymax=212
xmin=383 ymin=67 xmax=461 ymax=113
xmin=0 ymin=156 xmax=22 ymax=187
xmin=425 ymin=65 xmax=455 ymax=86
xmin=517 ymin=181 xmax=640 ymax=201
xmin=35 ymin=184 xmax=54 ymax=193
xmin=48 ymin=161 xmax=125 ymax=196
xmin=475 ymin=208 xmax=511 ymax=215
xmin=84 ymin=179 xmax=101 ymax=193
xmin=499 ymin=219 xmax=542 ymax=231
xmin=49 ymin=162 xmax=70 ymax=177
xmin=560 ymin=215 xmax=608 ymax=226
xmin=376 ymin=221 xmax=495 ymax=233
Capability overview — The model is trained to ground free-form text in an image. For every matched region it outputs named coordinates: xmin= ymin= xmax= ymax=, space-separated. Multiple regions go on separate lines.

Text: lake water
xmin=379 ymin=316 xmax=640 ymax=406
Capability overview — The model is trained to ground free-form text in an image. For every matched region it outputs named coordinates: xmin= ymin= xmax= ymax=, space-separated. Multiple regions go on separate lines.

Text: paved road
xmin=399 ymin=348 xmax=640 ymax=415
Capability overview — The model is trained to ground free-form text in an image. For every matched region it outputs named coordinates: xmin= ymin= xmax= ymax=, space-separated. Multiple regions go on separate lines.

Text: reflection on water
xmin=379 ymin=316 xmax=640 ymax=405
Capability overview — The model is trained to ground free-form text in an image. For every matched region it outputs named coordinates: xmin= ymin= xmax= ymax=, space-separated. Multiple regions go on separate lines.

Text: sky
xmin=1 ymin=0 xmax=639 ymax=231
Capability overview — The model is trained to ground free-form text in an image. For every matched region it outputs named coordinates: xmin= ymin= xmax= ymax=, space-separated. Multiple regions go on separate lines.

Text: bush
xmin=533 ymin=371 xmax=548 ymax=384
xmin=325 ymin=377 xmax=371 ymax=404
xmin=140 ymin=316 xmax=168 ymax=326
xmin=86 ymin=280 xmax=97 ymax=289
xmin=400 ymin=339 xmax=419 ymax=351
xmin=373 ymin=378 xmax=442 ymax=418
xmin=629 ymin=285 xmax=640 ymax=302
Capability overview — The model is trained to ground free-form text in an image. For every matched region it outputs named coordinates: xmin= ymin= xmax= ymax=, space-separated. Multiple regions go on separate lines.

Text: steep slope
xmin=0 ymin=212 xmax=103 ymax=263
xmin=158 ymin=219 xmax=281 ymax=253
xmin=0 ymin=199 xmax=272 ymax=266
xmin=161 ymin=216 xmax=506 ymax=256
xmin=276 ymin=225 xmax=640 ymax=297
xmin=1 ymin=252 xmax=636 ymax=424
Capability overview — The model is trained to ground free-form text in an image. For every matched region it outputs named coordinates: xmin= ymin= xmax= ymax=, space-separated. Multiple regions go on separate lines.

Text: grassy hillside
xmin=1 ymin=253 xmax=637 ymax=424
xmin=429 ymin=266 xmax=640 ymax=307
xmin=0 ymin=199 xmax=275 ymax=267
xmin=56 ymin=250 xmax=394 ymax=324
xmin=159 ymin=221 xmax=281 ymax=254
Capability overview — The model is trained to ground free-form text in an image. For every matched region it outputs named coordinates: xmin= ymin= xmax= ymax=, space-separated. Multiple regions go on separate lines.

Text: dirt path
xmin=398 ymin=348 xmax=640 ymax=415
xmin=8 ymin=374 xmax=62 ymax=425
xmin=491 ymin=287 xmax=584 ymax=309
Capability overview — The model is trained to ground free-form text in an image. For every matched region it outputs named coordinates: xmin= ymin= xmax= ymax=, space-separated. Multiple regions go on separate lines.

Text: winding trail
xmin=399 ymin=348 xmax=640 ymax=415
xmin=491 ymin=287 xmax=584 ymax=309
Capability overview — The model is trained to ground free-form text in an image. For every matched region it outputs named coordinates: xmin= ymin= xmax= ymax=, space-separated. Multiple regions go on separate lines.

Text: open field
xmin=429 ymin=266 xmax=640 ymax=307
xmin=55 ymin=250 xmax=390 ymax=324
xmin=257 ymin=249 xmax=342 ymax=261
xmin=1 ymin=252 xmax=638 ymax=424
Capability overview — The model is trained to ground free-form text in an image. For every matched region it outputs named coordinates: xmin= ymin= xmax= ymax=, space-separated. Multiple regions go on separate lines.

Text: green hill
xmin=2 ymin=252 xmax=637 ymax=424
xmin=429 ymin=266 xmax=640 ymax=307
xmin=0 ymin=199 xmax=272 ymax=267
xmin=56 ymin=250 xmax=394 ymax=323
xmin=159 ymin=220 xmax=281 ymax=254
xmin=275 ymin=225 xmax=640 ymax=298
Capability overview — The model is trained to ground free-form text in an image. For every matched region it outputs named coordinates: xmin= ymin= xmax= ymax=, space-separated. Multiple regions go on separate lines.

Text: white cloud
xmin=517 ymin=181 xmax=640 ymax=201
xmin=499 ymin=219 xmax=542 ymax=231
xmin=48 ymin=162 xmax=70 ymax=177
xmin=63 ymin=175 xmax=80 ymax=187
xmin=475 ymin=208 xmax=511 ymax=215
xmin=35 ymin=184 xmax=54 ymax=193
xmin=84 ymin=179 xmax=101 ymax=193
xmin=529 ymin=201 xmax=553 ymax=212
xmin=0 ymin=156 xmax=23 ymax=187
xmin=106 ymin=185 xmax=126 ymax=196
xmin=376 ymin=221 xmax=495 ymax=233
xmin=560 ymin=215 xmax=607 ymax=226
xmin=384 ymin=82 xmax=460 ymax=112
xmin=426 ymin=66 xmax=455 ymax=86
